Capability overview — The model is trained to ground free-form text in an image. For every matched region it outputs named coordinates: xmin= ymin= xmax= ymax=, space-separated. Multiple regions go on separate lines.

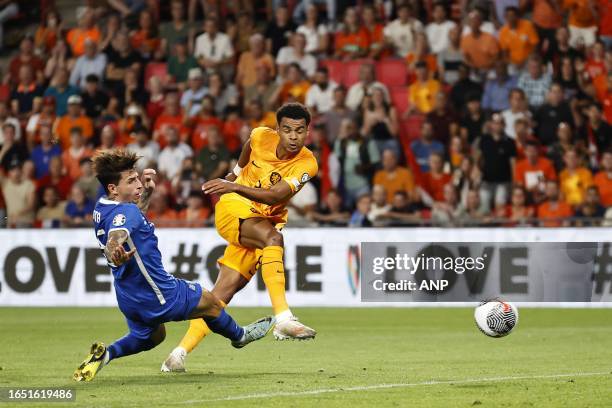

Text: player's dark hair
xmin=92 ymin=149 xmax=140 ymax=194
xmin=276 ymin=103 xmax=311 ymax=127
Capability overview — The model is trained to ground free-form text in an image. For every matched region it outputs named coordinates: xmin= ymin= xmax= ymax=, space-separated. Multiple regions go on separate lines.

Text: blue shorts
xmin=122 ymin=279 xmax=203 ymax=340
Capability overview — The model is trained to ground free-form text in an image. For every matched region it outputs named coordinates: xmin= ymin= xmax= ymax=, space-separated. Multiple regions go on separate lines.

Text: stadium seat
xmin=390 ymin=86 xmax=409 ymax=116
xmin=376 ymin=59 xmax=408 ymax=88
xmin=320 ymin=60 xmax=345 ymax=85
xmin=144 ymin=62 xmax=168 ymax=89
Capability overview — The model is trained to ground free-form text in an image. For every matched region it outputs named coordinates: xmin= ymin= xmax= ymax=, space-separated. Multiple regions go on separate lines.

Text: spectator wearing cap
xmin=236 ymin=33 xmax=276 ymax=90
xmin=346 ymin=63 xmax=389 ymax=111
xmin=460 ymin=9 xmax=500 ymax=72
xmin=482 ymin=61 xmax=518 ymax=113
xmin=437 ymin=25 xmax=464 ymax=85
xmin=559 ymin=148 xmax=594 ymax=206
xmin=54 ymin=94 xmax=94 ymax=149
xmin=498 ymin=7 xmax=539 ymax=71
xmin=296 ymin=3 xmax=329 ymax=55
xmin=8 ymin=37 xmax=44 ymax=85
xmin=383 ymin=3 xmax=423 ymax=57
xmin=44 ymin=68 xmax=80 ymax=116
xmin=306 ymin=67 xmax=338 ymax=114
xmin=322 ymin=86 xmax=357 ymax=145
xmin=180 ymin=68 xmax=208 ymax=117
xmin=158 ymin=126 xmax=193 ymax=180
xmin=160 ymin=0 xmax=194 ymax=56
xmin=126 ymin=125 xmax=160 ymax=172
xmin=411 ymin=121 xmax=445 ymax=172
xmin=61 ymin=127 xmax=93 ymax=180
xmin=594 ymin=151 xmax=612 ymax=207
xmin=264 ymin=5 xmax=296 ymax=57
xmin=10 ymin=65 xmax=44 ymax=117
xmin=0 ymin=100 xmax=22 ymax=145
xmin=406 ymin=61 xmax=441 ymax=115
xmin=30 ymin=124 xmax=62 ymax=179
xmin=80 ymin=74 xmax=109 ymax=122
xmin=194 ymin=17 xmax=234 ymax=80
xmin=501 ymin=88 xmax=530 ymax=139
xmin=118 ymin=103 xmax=149 ymax=146
xmin=537 ymin=179 xmax=573 ymax=227
xmin=563 ymin=0 xmax=598 ymax=48
xmin=0 ymin=162 xmax=36 ymax=227
xmin=63 ymin=184 xmax=94 ymax=227
xmin=517 ymin=55 xmax=552 ymax=108
xmin=167 ymin=37 xmax=199 ymax=88
xmin=475 ymin=113 xmax=517 ymax=211
xmin=534 ymin=83 xmax=574 ymax=146
xmin=36 ymin=186 xmax=66 ymax=229
xmin=104 ymin=31 xmax=143 ymax=94
xmin=334 ymin=7 xmax=370 ymax=60
xmin=26 ymin=96 xmax=56 ymax=146
xmin=195 ymin=125 xmax=230 ymax=181
xmin=66 ymin=7 xmax=101 ymax=57
xmin=514 ymin=140 xmax=557 ymax=196
xmin=70 ymin=39 xmax=107 ymax=89
xmin=0 ymin=122 xmax=28 ymax=171
xmin=189 ymin=95 xmax=224 ymax=152
xmin=426 ymin=2 xmax=457 ymax=54
xmin=277 ymin=32 xmax=317 ymax=79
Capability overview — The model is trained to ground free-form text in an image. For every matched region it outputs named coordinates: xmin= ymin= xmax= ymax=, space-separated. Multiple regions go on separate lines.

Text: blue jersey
xmin=93 ymin=197 xmax=178 ymax=314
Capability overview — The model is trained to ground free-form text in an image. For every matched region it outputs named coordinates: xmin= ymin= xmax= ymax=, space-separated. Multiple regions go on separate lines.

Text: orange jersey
xmin=224 ymin=127 xmax=318 ymax=221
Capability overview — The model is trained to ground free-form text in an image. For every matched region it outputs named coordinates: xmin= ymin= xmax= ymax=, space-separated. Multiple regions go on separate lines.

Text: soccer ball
xmin=474 ymin=300 xmax=519 ymax=337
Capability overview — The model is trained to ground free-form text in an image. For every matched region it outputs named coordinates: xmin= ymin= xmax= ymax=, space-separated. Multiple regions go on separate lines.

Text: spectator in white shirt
xmin=426 ymin=2 xmax=457 ymax=54
xmin=383 ymin=3 xmax=423 ymax=57
xmin=69 ymin=39 xmax=107 ymax=89
xmin=126 ymin=125 xmax=160 ymax=171
xmin=158 ymin=126 xmax=193 ymax=180
xmin=305 ymin=66 xmax=338 ymax=114
xmin=194 ymin=17 xmax=234 ymax=80
xmin=346 ymin=63 xmax=389 ymax=111
xmin=180 ymin=68 xmax=208 ymax=117
xmin=276 ymin=32 xmax=317 ymax=79
xmin=296 ymin=3 xmax=329 ymax=54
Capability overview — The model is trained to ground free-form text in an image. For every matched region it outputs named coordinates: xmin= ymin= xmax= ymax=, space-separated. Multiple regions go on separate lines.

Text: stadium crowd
xmin=0 ymin=0 xmax=610 ymax=228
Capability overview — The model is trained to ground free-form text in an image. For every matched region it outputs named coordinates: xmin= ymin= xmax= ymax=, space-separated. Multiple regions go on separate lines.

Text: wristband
xmin=233 ymin=164 xmax=242 ymax=176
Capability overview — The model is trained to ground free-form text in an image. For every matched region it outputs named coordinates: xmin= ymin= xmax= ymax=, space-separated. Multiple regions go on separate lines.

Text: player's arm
xmin=225 ymin=138 xmax=252 ymax=182
xmin=203 ymin=178 xmax=294 ymax=206
xmin=105 ymin=229 xmax=135 ymax=266
xmin=137 ymin=169 xmax=156 ymax=212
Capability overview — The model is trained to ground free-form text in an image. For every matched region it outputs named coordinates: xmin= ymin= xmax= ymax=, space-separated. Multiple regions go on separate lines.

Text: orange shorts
xmin=215 ymin=193 xmax=285 ymax=280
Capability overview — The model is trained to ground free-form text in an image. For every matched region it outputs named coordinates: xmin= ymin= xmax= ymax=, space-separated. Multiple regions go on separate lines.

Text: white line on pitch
xmin=179 ymin=371 xmax=610 ymax=404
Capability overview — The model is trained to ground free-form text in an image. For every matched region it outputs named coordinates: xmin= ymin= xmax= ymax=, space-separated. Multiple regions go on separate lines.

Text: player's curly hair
xmin=276 ymin=103 xmax=311 ymax=127
xmin=92 ymin=149 xmax=140 ymax=194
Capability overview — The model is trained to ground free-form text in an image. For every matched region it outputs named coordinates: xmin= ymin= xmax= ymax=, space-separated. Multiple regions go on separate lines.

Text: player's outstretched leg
xmin=241 ymin=218 xmax=316 ymax=341
xmin=163 ymin=268 xmax=249 ymax=372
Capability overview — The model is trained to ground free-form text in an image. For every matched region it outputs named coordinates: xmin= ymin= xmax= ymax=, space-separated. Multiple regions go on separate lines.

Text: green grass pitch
xmin=1 ymin=307 xmax=611 ymax=407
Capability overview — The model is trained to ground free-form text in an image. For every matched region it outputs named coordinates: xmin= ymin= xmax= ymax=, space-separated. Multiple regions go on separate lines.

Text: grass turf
xmin=0 ymin=307 xmax=611 ymax=407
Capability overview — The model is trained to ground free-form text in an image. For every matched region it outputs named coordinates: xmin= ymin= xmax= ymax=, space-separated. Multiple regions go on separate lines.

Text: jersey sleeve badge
xmin=112 ymin=214 xmax=127 ymax=227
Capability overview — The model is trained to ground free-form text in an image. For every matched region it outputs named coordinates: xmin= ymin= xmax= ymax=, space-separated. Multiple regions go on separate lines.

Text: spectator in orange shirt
xmin=34 ymin=9 xmax=62 ymax=55
xmin=270 ymin=63 xmax=311 ymax=105
xmin=593 ymin=151 xmax=612 ymax=207
xmin=514 ymin=140 xmax=557 ymax=195
xmin=373 ymin=149 xmax=417 ymax=203
xmin=334 ymin=7 xmax=370 ymax=60
xmin=66 ymin=8 xmax=101 ymax=57
xmin=247 ymin=99 xmax=276 ymax=129
xmin=537 ymin=180 xmax=574 ymax=226
xmin=405 ymin=32 xmax=438 ymax=74
xmin=498 ymin=7 xmax=539 ymax=70
xmin=177 ymin=192 xmax=211 ymax=227
xmin=563 ymin=0 xmax=598 ymax=47
xmin=236 ymin=33 xmax=276 ymax=90
xmin=9 ymin=37 xmax=44 ymax=85
xmin=147 ymin=192 xmax=179 ymax=227
xmin=407 ymin=61 xmax=441 ymax=114
xmin=532 ymin=0 xmax=563 ymax=58
xmin=130 ymin=9 xmax=160 ymax=59
xmin=54 ymin=95 xmax=94 ymax=149
xmin=153 ymin=92 xmax=188 ymax=148
xmin=421 ymin=152 xmax=451 ymax=203
xmin=61 ymin=128 xmax=93 ymax=180
xmin=497 ymin=185 xmax=535 ymax=226
xmin=559 ymin=148 xmax=594 ymax=206
xmin=189 ymin=95 xmax=224 ymax=153
xmin=362 ymin=4 xmax=387 ymax=59
xmin=460 ymin=10 xmax=500 ymax=72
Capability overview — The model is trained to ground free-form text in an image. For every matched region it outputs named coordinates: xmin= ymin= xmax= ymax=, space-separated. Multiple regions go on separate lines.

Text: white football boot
xmin=273 ymin=316 xmax=316 ymax=340
xmin=161 ymin=347 xmax=187 ymax=372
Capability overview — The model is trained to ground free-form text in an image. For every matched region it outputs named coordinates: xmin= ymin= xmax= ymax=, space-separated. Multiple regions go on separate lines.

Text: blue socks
xmin=107 ymin=334 xmax=155 ymax=362
xmin=203 ymin=310 xmax=244 ymax=342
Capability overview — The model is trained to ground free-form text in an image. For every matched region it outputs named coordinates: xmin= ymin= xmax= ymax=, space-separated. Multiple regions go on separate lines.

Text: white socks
xmin=275 ymin=310 xmax=294 ymax=323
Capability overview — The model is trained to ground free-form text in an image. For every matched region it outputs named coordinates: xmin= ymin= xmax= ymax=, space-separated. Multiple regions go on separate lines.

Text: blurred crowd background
xmin=0 ymin=0 xmax=610 ymax=228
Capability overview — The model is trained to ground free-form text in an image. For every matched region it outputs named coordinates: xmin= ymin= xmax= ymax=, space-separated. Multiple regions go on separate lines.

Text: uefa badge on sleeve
xmin=112 ymin=214 xmax=126 ymax=227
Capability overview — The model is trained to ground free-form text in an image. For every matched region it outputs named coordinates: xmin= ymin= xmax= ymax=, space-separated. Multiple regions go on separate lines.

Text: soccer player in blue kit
xmin=73 ymin=149 xmax=274 ymax=382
